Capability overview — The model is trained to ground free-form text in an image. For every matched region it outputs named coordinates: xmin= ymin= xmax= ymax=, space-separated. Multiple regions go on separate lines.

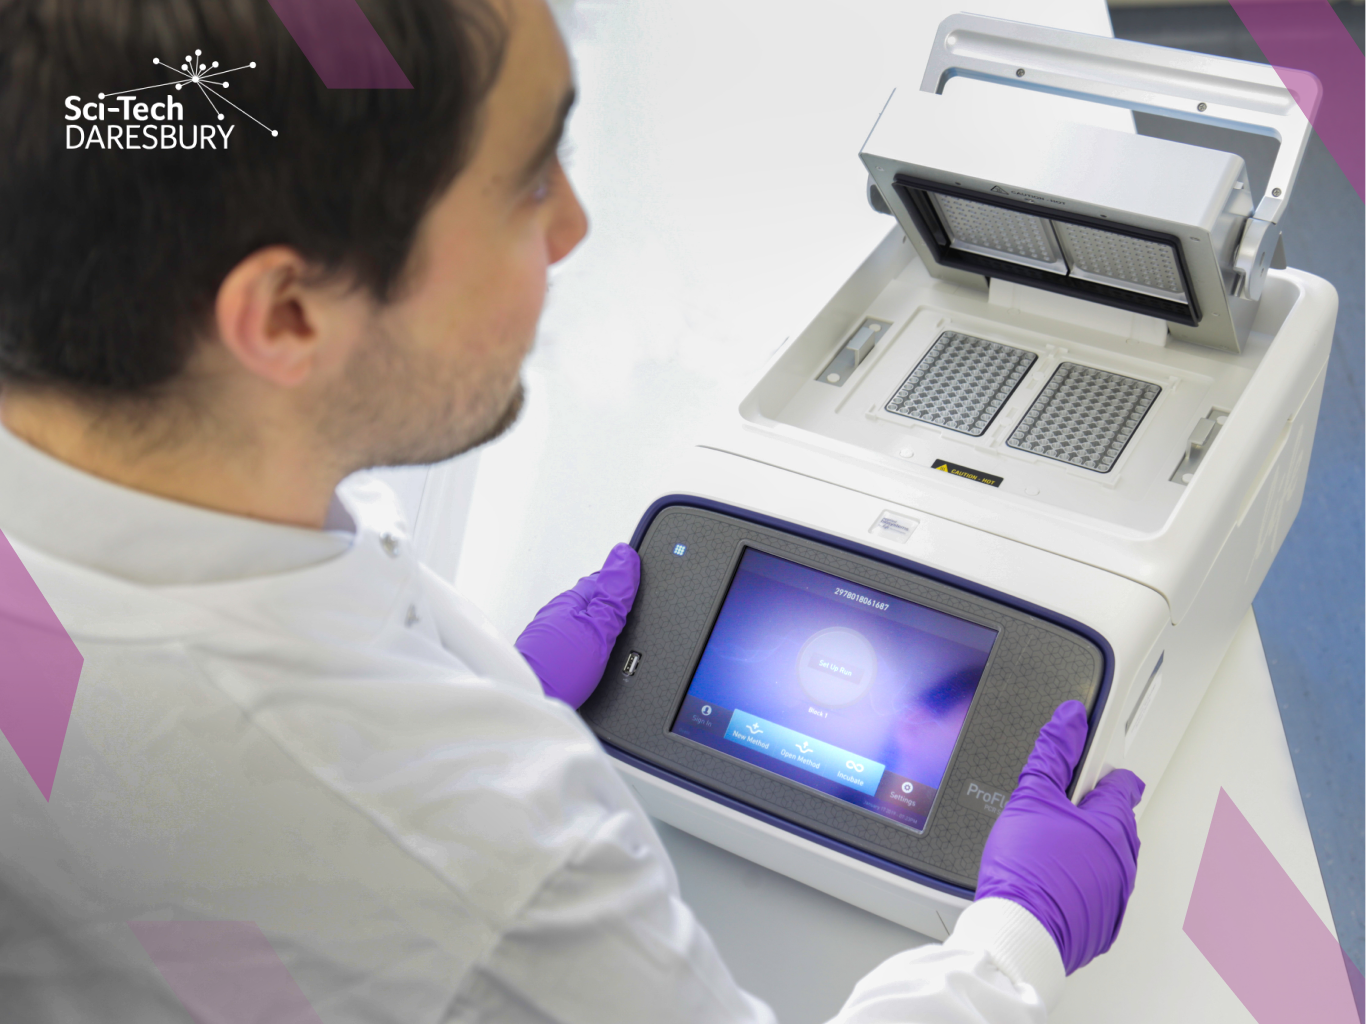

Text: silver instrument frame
xmin=918 ymin=15 xmax=1312 ymax=303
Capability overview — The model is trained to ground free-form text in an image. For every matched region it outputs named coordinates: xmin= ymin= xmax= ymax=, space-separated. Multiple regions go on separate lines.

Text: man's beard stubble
xmin=454 ymin=378 xmax=524 ymax=457
xmin=319 ymin=320 xmax=528 ymax=472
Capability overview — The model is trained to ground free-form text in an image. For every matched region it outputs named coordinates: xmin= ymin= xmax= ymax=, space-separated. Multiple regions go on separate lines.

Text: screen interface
xmin=671 ymin=549 xmax=998 ymax=832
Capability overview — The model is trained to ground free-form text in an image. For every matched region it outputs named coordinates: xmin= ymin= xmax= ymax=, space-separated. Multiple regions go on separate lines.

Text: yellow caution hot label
xmin=931 ymin=459 xmax=1003 ymax=488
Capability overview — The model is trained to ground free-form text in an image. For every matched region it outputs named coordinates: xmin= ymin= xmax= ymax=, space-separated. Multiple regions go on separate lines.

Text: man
xmin=0 ymin=0 xmax=1143 ymax=1020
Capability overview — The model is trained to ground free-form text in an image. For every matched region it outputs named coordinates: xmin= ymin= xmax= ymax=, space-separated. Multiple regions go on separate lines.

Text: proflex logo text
xmin=64 ymin=49 xmax=275 ymax=151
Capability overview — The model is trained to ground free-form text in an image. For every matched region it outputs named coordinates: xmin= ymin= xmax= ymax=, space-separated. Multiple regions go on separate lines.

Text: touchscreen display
xmin=670 ymin=548 xmax=997 ymax=832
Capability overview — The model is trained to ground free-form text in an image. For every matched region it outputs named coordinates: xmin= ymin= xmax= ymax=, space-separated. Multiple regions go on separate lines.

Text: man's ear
xmin=214 ymin=247 xmax=327 ymax=389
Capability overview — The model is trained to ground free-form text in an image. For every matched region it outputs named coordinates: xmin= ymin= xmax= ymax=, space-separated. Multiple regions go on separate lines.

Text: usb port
xmin=622 ymin=651 xmax=642 ymax=677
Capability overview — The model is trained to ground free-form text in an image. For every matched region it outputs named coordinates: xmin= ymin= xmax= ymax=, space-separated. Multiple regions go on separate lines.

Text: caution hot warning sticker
xmin=931 ymin=459 xmax=1003 ymax=487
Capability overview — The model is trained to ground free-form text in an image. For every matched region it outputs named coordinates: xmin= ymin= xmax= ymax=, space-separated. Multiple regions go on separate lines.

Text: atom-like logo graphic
xmin=100 ymin=50 xmax=277 ymax=136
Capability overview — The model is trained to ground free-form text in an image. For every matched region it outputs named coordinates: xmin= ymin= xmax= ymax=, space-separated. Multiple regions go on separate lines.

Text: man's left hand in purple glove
xmin=514 ymin=543 xmax=641 ymax=709
xmin=976 ymin=700 xmax=1145 ymax=975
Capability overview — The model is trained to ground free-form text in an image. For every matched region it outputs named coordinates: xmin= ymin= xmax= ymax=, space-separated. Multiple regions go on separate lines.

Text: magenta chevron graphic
xmin=0 ymin=527 xmax=83 ymax=801
xmin=1230 ymin=0 xmax=1365 ymax=201
xmin=131 ymin=920 xmax=324 ymax=1023
xmin=267 ymin=0 xmax=412 ymax=89
xmin=1184 ymin=789 xmax=1364 ymax=1023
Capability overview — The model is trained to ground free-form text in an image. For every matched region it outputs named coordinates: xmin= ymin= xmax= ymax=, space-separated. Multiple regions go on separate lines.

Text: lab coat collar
xmin=0 ymin=419 xmax=352 ymax=586
xmin=0 ymin=421 xmax=461 ymax=658
xmin=157 ymin=477 xmax=427 ymax=652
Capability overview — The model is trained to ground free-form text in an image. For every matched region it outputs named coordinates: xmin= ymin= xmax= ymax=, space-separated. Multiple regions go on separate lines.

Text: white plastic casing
xmin=617 ymin=229 xmax=1335 ymax=936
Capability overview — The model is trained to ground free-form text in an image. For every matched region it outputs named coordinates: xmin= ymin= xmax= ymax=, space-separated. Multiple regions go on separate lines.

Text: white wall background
xmin=392 ymin=0 xmax=1126 ymax=637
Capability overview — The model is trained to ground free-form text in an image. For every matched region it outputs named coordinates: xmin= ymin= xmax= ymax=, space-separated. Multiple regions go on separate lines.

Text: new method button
xmin=724 ymin=710 xmax=886 ymax=795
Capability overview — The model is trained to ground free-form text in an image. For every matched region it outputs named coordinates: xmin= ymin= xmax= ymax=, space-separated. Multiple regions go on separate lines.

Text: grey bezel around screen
xmin=579 ymin=505 xmax=1104 ymax=890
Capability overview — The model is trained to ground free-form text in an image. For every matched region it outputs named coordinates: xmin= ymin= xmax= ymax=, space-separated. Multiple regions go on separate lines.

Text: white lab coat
xmin=0 ymin=422 xmax=1064 ymax=1022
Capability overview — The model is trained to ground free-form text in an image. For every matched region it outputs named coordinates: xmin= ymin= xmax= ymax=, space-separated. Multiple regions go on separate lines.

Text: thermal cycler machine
xmin=580 ymin=15 xmax=1338 ymax=940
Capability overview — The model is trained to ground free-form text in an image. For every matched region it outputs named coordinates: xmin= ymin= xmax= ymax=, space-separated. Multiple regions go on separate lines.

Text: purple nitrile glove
xmin=976 ymin=700 xmax=1145 ymax=975
xmin=514 ymin=543 xmax=641 ymax=709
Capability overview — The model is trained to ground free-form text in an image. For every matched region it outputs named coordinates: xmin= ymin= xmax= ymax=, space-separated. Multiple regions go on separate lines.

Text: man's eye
xmin=530 ymin=159 xmax=558 ymax=204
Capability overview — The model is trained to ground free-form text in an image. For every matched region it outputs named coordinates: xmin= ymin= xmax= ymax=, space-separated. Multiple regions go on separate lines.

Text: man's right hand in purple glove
xmin=976 ymin=700 xmax=1145 ymax=975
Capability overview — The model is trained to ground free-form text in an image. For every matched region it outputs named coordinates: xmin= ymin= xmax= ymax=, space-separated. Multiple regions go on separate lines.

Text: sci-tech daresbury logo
xmin=65 ymin=49 xmax=277 ymax=151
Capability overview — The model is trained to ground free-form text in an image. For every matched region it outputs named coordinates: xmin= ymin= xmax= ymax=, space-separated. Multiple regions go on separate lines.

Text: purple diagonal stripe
xmin=1229 ymin=0 xmax=1365 ymax=201
xmin=1184 ymin=789 xmax=1360 ymax=1023
xmin=131 ymin=921 xmax=324 ymax=1024
xmin=1345 ymin=946 xmax=1366 ymax=1024
xmin=268 ymin=0 xmax=412 ymax=89
xmin=0 ymin=527 xmax=83 ymax=801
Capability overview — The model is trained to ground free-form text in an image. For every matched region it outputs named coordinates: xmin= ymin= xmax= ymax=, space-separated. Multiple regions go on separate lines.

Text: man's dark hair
xmin=0 ymin=0 xmax=505 ymax=401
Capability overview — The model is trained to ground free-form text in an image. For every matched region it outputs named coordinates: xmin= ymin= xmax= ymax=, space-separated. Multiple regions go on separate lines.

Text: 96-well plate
xmin=1007 ymin=362 xmax=1161 ymax=472
xmin=885 ymin=331 xmax=1037 ymax=437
